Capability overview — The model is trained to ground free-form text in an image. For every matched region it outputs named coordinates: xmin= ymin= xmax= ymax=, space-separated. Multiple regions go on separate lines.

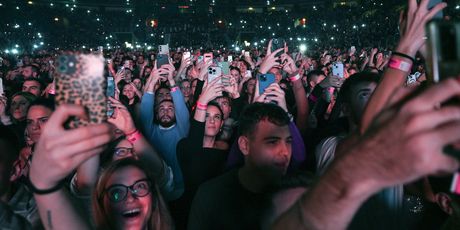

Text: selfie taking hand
xmin=29 ymin=105 xmax=115 ymax=190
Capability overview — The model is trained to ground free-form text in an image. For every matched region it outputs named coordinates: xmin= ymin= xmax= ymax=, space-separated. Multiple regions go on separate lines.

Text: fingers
xmin=53 ymin=123 xmax=113 ymax=146
xmin=403 ymin=78 xmax=460 ymax=114
xmin=45 ymin=105 xmax=88 ymax=131
xmin=425 ymin=2 xmax=447 ymax=20
xmin=405 ymin=106 xmax=460 ymax=136
xmin=70 ymin=146 xmax=107 ymax=168
xmin=267 ymin=39 xmax=273 ymax=56
xmin=269 ymin=48 xmax=284 ymax=58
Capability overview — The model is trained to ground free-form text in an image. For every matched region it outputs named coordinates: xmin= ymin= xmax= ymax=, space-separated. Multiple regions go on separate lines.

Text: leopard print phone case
xmin=54 ymin=54 xmax=107 ymax=128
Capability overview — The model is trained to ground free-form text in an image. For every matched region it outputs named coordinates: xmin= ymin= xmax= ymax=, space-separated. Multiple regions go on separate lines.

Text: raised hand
xmin=29 ymin=105 xmax=115 ymax=190
xmin=108 ymin=97 xmax=136 ymax=135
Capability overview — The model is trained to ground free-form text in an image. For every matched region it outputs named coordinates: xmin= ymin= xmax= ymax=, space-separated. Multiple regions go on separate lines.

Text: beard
xmin=159 ymin=115 xmax=176 ymax=128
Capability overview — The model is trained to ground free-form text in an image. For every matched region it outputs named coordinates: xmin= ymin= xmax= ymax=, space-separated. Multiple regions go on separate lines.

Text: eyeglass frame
xmin=101 ymin=178 xmax=153 ymax=203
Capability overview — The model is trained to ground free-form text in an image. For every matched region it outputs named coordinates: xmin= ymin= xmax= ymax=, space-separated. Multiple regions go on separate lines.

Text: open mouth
xmin=122 ymin=208 xmax=141 ymax=218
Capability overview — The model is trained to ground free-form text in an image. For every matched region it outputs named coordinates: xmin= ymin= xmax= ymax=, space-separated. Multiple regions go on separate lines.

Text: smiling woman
xmin=94 ymin=158 xmax=173 ymax=230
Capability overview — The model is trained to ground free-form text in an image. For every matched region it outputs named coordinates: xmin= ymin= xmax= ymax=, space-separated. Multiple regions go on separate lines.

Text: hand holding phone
xmin=332 ymin=62 xmax=344 ymax=78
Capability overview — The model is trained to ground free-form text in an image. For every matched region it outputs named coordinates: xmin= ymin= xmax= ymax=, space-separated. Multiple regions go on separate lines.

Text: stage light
xmin=299 ymin=44 xmax=307 ymax=53
xmin=11 ymin=49 xmax=18 ymax=54
xmin=27 ymin=1 xmax=33 ymax=5
xmin=54 ymin=17 xmax=59 ymax=21
xmin=235 ymin=47 xmax=240 ymax=51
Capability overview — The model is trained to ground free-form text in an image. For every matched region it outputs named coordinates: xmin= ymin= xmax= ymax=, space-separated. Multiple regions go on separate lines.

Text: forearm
xmin=273 ymin=157 xmax=378 ymax=230
xmin=360 ymin=67 xmax=408 ymax=133
xmin=133 ymin=135 xmax=164 ymax=177
xmin=75 ymin=155 xmax=100 ymax=195
xmin=34 ymin=190 xmax=91 ymax=230
xmin=291 ymin=79 xmax=309 ymax=134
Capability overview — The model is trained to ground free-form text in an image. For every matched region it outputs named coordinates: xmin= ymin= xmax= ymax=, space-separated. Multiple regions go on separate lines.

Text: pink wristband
xmin=289 ymin=74 xmax=301 ymax=82
xmin=170 ymin=86 xmax=179 ymax=92
xmin=388 ymin=58 xmax=412 ymax=72
xmin=196 ymin=102 xmax=207 ymax=110
xmin=126 ymin=130 xmax=141 ymax=144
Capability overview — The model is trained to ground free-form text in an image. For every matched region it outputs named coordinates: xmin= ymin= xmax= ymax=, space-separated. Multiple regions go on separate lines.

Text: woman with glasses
xmin=28 ymin=104 xmax=174 ymax=230
xmin=94 ymin=158 xmax=173 ymax=230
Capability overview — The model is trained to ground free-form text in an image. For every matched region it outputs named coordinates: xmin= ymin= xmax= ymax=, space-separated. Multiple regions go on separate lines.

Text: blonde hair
xmin=92 ymin=158 xmax=173 ymax=230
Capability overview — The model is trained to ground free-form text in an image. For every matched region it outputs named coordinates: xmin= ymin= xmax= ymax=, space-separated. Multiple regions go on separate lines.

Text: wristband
xmin=126 ymin=130 xmax=142 ymax=144
xmin=289 ymin=74 xmax=301 ymax=82
xmin=388 ymin=58 xmax=412 ymax=72
xmin=392 ymin=52 xmax=415 ymax=63
xmin=170 ymin=86 xmax=179 ymax=92
xmin=26 ymin=176 xmax=64 ymax=195
xmin=196 ymin=102 xmax=208 ymax=110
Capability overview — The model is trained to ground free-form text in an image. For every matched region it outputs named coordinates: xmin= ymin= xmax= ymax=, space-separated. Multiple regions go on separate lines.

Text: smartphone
xmin=350 ymin=46 xmax=356 ymax=54
xmin=0 ymin=78 xmax=3 ymax=95
xmin=183 ymin=51 xmax=191 ymax=60
xmin=106 ymin=77 xmax=115 ymax=117
xmin=55 ymin=54 xmax=107 ymax=128
xmin=426 ymin=21 xmax=460 ymax=83
xmin=198 ymin=56 xmax=204 ymax=63
xmin=227 ymin=55 xmax=233 ymax=62
xmin=271 ymin=38 xmax=285 ymax=57
xmin=204 ymin=53 xmax=213 ymax=64
xmin=156 ymin=54 xmax=169 ymax=68
xmin=17 ymin=59 xmax=24 ymax=67
xmin=244 ymin=51 xmax=250 ymax=57
xmin=332 ymin=62 xmax=344 ymax=78
xmin=98 ymin=46 xmax=104 ymax=54
xmin=159 ymin=44 xmax=169 ymax=55
xmin=258 ymin=73 xmax=276 ymax=95
xmin=208 ymin=67 xmax=222 ymax=83
xmin=218 ymin=62 xmax=230 ymax=75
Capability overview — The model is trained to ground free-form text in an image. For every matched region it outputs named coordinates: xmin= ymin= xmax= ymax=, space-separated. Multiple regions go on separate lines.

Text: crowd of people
xmin=1 ymin=0 xmax=460 ymax=229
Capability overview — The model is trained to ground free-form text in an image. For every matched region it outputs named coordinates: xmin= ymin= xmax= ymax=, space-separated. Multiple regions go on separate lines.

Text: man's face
xmin=242 ymin=120 xmax=292 ymax=176
xmin=137 ymin=56 xmax=144 ymax=64
xmin=269 ymin=68 xmax=283 ymax=83
xmin=156 ymin=101 xmax=176 ymax=127
xmin=22 ymin=80 xmax=42 ymax=97
xmin=21 ymin=66 xmax=34 ymax=78
xmin=348 ymin=82 xmax=377 ymax=124
xmin=215 ymin=97 xmax=231 ymax=120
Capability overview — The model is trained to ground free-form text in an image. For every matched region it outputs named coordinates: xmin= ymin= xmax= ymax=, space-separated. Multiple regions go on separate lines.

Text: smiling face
xmin=122 ymin=84 xmax=136 ymax=100
xmin=104 ymin=166 xmax=153 ymax=230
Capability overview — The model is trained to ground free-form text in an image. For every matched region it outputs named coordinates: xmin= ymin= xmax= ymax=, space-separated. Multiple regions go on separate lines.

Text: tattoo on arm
xmin=47 ymin=210 xmax=53 ymax=230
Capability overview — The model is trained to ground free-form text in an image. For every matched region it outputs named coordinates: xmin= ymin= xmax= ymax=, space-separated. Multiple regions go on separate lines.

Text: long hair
xmin=93 ymin=158 xmax=174 ymax=230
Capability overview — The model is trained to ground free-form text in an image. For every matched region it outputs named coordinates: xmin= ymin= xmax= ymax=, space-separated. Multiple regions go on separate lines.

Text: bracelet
xmin=388 ymin=58 xmax=412 ymax=72
xmin=170 ymin=86 xmax=179 ymax=92
xmin=196 ymin=102 xmax=208 ymax=110
xmin=126 ymin=130 xmax=142 ymax=144
xmin=26 ymin=175 xmax=64 ymax=195
xmin=289 ymin=74 xmax=301 ymax=82
xmin=392 ymin=52 xmax=415 ymax=64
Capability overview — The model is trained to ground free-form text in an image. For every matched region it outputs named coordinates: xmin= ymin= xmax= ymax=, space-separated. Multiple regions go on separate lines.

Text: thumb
xmin=46 ymin=105 xmax=88 ymax=131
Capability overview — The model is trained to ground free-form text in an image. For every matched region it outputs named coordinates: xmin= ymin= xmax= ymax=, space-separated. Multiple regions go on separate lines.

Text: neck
xmin=238 ymin=166 xmax=278 ymax=193
xmin=129 ymin=98 xmax=135 ymax=104
xmin=203 ymin=135 xmax=215 ymax=148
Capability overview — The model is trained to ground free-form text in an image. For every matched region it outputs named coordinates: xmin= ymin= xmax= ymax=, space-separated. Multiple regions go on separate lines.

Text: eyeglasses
xmin=114 ymin=147 xmax=134 ymax=157
xmin=104 ymin=179 xmax=151 ymax=203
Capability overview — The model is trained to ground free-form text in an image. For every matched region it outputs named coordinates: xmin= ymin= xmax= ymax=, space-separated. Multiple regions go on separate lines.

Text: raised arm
xmin=273 ymin=78 xmax=460 ymax=230
xmin=360 ymin=0 xmax=446 ymax=133
xmin=29 ymin=105 xmax=114 ymax=230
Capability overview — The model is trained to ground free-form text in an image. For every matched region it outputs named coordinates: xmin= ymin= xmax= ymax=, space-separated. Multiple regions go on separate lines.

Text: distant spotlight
xmin=11 ymin=49 xmax=18 ymax=54
xmin=235 ymin=47 xmax=240 ymax=51
xmin=54 ymin=17 xmax=59 ymax=21
xmin=299 ymin=44 xmax=307 ymax=53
